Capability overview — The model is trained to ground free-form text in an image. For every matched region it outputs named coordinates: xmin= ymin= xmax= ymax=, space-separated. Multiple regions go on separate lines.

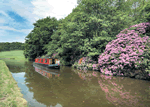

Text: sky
xmin=0 ymin=0 xmax=78 ymax=43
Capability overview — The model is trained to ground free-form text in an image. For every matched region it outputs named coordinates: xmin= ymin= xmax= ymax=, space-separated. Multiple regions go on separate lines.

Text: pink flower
xmin=95 ymin=22 xmax=150 ymax=77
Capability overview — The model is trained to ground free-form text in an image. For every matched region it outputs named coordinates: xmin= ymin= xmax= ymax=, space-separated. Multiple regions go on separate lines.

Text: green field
xmin=0 ymin=50 xmax=28 ymax=107
xmin=0 ymin=50 xmax=28 ymax=61
xmin=0 ymin=50 xmax=29 ymax=71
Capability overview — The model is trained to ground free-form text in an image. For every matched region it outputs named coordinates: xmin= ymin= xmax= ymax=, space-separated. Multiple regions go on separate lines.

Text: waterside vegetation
xmin=73 ymin=22 xmax=150 ymax=80
xmin=0 ymin=50 xmax=29 ymax=106
xmin=0 ymin=60 xmax=28 ymax=107
xmin=23 ymin=0 xmax=150 ymax=80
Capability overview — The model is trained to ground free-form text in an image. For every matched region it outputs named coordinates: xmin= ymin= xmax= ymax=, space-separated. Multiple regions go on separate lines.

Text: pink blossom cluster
xmin=78 ymin=57 xmax=96 ymax=65
xmin=93 ymin=64 xmax=98 ymax=70
xmin=95 ymin=22 xmax=150 ymax=76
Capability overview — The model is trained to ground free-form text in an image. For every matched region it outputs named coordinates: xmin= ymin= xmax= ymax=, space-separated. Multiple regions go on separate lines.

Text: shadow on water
xmin=3 ymin=59 xmax=150 ymax=107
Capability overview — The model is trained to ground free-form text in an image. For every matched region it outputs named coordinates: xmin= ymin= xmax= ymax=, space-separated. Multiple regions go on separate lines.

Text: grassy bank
xmin=0 ymin=50 xmax=29 ymax=72
xmin=0 ymin=50 xmax=28 ymax=107
xmin=0 ymin=60 xmax=28 ymax=107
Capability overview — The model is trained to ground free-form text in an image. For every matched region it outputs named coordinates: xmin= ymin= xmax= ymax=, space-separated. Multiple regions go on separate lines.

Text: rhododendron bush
xmin=95 ymin=22 xmax=150 ymax=79
xmin=73 ymin=56 xmax=96 ymax=70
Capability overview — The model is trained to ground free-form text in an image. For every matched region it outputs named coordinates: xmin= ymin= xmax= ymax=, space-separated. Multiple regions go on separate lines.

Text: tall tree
xmin=24 ymin=17 xmax=58 ymax=61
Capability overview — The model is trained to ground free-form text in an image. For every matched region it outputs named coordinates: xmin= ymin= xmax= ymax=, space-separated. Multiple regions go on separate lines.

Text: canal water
xmin=4 ymin=60 xmax=150 ymax=107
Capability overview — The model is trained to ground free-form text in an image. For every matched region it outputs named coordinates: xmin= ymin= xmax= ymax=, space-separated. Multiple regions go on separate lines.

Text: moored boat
xmin=33 ymin=57 xmax=60 ymax=69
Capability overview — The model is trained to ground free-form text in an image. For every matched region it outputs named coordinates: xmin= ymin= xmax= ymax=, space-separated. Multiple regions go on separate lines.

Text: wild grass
xmin=0 ymin=60 xmax=28 ymax=107
xmin=0 ymin=50 xmax=29 ymax=106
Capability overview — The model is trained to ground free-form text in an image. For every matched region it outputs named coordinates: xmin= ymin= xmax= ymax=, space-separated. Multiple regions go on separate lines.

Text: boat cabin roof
xmin=36 ymin=57 xmax=59 ymax=60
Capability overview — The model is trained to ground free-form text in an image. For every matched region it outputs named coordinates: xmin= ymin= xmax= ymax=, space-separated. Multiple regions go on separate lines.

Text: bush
xmin=96 ymin=22 xmax=150 ymax=78
xmin=73 ymin=56 xmax=96 ymax=70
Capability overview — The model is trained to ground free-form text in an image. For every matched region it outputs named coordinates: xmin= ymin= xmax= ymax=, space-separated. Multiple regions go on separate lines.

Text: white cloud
xmin=0 ymin=26 xmax=32 ymax=34
xmin=0 ymin=10 xmax=9 ymax=17
xmin=0 ymin=0 xmax=36 ymax=24
xmin=0 ymin=18 xmax=5 ymax=23
xmin=19 ymin=29 xmax=33 ymax=34
xmin=31 ymin=0 xmax=78 ymax=20
xmin=0 ymin=26 xmax=31 ymax=43
xmin=0 ymin=10 xmax=14 ymax=24
xmin=0 ymin=0 xmax=78 ymax=24
xmin=0 ymin=26 xmax=17 ymax=31
xmin=0 ymin=0 xmax=77 ymax=24
xmin=0 ymin=0 xmax=78 ymax=43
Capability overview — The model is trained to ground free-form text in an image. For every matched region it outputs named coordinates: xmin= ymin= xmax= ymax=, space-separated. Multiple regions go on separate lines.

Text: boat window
xmin=38 ymin=59 xmax=40 ymax=62
xmin=41 ymin=59 xmax=43 ymax=62
xmin=52 ymin=59 xmax=55 ymax=64
xmin=45 ymin=59 xmax=47 ymax=63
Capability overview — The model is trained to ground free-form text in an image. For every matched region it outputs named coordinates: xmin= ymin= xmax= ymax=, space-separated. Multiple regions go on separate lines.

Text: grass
xmin=0 ymin=50 xmax=29 ymax=107
xmin=0 ymin=50 xmax=28 ymax=61
xmin=0 ymin=50 xmax=29 ymax=73
xmin=0 ymin=60 xmax=28 ymax=107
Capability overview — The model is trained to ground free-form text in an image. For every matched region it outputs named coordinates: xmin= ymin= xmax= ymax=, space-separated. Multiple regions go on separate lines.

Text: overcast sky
xmin=0 ymin=0 xmax=78 ymax=43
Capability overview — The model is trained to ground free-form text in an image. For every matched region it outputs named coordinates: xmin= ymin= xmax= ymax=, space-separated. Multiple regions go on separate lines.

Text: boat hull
xmin=33 ymin=62 xmax=60 ymax=69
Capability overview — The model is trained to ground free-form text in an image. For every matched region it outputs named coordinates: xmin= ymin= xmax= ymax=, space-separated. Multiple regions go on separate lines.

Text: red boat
xmin=33 ymin=57 xmax=60 ymax=69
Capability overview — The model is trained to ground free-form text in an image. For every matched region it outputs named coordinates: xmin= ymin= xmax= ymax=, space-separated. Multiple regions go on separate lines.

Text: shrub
xmin=78 ymin=57 xmax=96 ymax=64
xmin=74 ymin=56 xmax=96 ymax=70
xmin=92 ymin=64 xmax=99 ymax=71
xmin=96 ymin=22 xmax=150 ymax=77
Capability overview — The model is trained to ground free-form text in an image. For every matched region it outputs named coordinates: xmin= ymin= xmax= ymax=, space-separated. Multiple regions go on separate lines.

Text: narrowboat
xmin=33 ymin=64 xmax=60 ymax=79
xmin=33 ymin=57 xmax=60 ymax=69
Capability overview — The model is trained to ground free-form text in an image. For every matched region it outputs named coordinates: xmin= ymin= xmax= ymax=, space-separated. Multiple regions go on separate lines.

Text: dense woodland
xmin=24 ymin=0 xmax=150 ymax=65
xmin=0 ymin=42 xmax=24 ymax=52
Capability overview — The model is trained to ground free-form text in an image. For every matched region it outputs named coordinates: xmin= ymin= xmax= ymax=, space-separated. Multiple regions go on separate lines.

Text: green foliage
xmin=0 ymin=46 xmax=2 ymax=52
xmin=24 ymin=0 xmax=149 ymax=65
xmin=24 ymin=17 xmax=58 ymax=61
xmin=131 ymin=0 xmax=150 ymax=23
xmin=141 ymin=41 xmax=150 ymax=74
xmin=0 ymin=42 xmax=24 ymax=51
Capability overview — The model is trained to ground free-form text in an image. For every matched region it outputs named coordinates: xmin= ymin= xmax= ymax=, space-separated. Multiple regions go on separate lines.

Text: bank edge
xmin=0 ymin=60 xmax=28 ymax=107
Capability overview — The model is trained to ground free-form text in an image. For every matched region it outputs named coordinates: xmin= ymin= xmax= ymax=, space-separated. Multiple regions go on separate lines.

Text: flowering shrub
xmin=87 ymin=63 xmax=93 ymax=70
xmin=78 ymin=58 xmax=83 ymax=64
xmin=92 ymin=64 xmax=99 ymax=71
xmin=78 ymin=57 xmax=96 ymax=65
xmin=96 ymin=22 xmax=150 ymax=78
xmin=73 ymin=56 xmax=96 ymax=70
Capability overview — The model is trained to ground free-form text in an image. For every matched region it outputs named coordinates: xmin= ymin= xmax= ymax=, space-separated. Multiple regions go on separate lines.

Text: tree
xmin=24 ymin=0 xmax=148 ymax=65
xmin=0 ymin=46 xmax=2 ymax=52
xmin=24 ymin=17 xmax=58 ymax=61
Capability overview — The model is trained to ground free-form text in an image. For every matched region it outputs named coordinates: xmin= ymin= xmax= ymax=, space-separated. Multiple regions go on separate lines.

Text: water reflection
xmin=33 ymin=65 xmax=60 ymax=79
xmin=24 ymin=65 xmax=115 ymax=107
xmin=5 ymin=60 xmax=150 ymax=107
xmin=23 ymin=65 xmax=63 ymax=107
xmin=73 ymin=68 xmax=150 ymax=107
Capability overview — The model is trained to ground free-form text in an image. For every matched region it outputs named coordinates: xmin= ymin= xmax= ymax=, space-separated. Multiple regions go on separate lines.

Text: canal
xmin=4 ymin=60 xmax=150 ymax=107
